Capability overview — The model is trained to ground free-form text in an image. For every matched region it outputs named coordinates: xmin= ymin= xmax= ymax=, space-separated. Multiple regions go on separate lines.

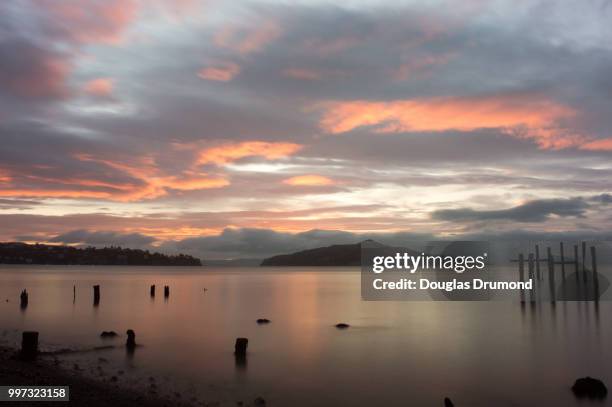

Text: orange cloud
xmin=198 ymin=62 xmax=240 ymax=82
xmin=283 ymin=175 xmax=335 ymax=186
xmin=214 ymin=21 xmax=281 ymax=55
xmin=197 ymin=141 xmax=303 ymax=165
xmin=579 ymin=138 xmax=612 ymax=151
xmin=84 ymin=78 xmax=114 ymax=97
xmin=318 ymin=95 xmax=578 ymax=148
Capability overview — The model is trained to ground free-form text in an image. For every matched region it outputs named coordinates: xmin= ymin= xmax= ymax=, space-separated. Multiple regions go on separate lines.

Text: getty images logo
xmin=372 ymin=252 xmax=488 ymax=274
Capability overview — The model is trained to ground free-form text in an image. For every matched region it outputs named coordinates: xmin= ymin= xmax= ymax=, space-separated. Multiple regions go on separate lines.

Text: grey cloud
xmin=49 ymin=229 xmax=156 ymax=248
xmin=432 ymin=197 xmax=591 ymax=223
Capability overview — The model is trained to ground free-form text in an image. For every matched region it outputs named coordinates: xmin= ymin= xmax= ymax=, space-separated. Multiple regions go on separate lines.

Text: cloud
xmin=84 ymin=78 xmax=114 ymax=97
xmin=431 ymin=197 xmax=590 ymax=223
xmin=197 ymin=141 xmax=303 ymax=165
xmin=579 ymin=137 xmax=612 ymax=151
xmin=0 ymin=38 xmax=70 ymax=100
xmin=213 ymin=20 xmax=281 ymax=55
xmin=0 ymin=198 xmax=42 ymax=210
xmin=283 ymin=175 xmax=335 ymax=186
xmin=36 ymin=0 xmax=139 ymax=45
xmin=49 ymin=229 xmax=156 ymax=247
xmin=198 ymin=62 xmax=241 ymax=82
xmin=318 ymin=94 xmax=581 ymax=149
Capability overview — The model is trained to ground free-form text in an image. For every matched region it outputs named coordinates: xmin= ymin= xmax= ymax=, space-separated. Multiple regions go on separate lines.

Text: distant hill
xmin=0 ymin=242 xmax=202 ymax=266
xmin=261 ymin=242 xmax=364 ymax=266
xmin=203 ymin=258 xmax=262 ymax=267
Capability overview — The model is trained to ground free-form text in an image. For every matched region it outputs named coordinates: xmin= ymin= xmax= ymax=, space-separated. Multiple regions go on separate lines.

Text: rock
xmin=256 ymin=318 xmax=271 ymax=324
xmin=444 ymin=397 xmax=454 ymax=407
xmin=254 ymin=396 xmax=266 ymax=406
xmin=572 ymin=377 xmax=608 ymax=399
xmin=335 ymin=323 xmax=350 ymax=329
xmin=100 ymin=331 xmax=118 ymax=338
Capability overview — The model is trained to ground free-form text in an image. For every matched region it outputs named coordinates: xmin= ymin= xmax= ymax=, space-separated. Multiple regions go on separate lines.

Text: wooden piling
xmin=150 ymin=285 xmax=155 ymax=297
xmin=518 ymin=253 xmax=525 ymax=302
xmin=21 ymin=331 xmax=38 ymax=360
xmin=591 ymin=246 xmax=599 ymax=296
xmin=582 ymin=241 xmax=587 ymax=283
xmin=234 ymin=337 xmax=248 ymax=357
xmin=535 ymin=245 xmax=541 ymax=280
xmin=560 ymin=242 xmax=565 ymax=279
xmin=528 ymin=253 xmax=535 ymax=302
xmin=547 ymin=247 xmax=555 ymax=302
xmin=20 ymin=289 xmax=28 ymax=309
xmin=93 ymin=285 xmax=100 ymax=306
xmin=73 ymin=285 xmax=76 ymax=304
xmin=164 ymin=285 xmax=169 ymax=298
xmin=126 ymin=329 xmax=136 ymax=350
xmin=574 ymin=245 xmax=579 ymax=282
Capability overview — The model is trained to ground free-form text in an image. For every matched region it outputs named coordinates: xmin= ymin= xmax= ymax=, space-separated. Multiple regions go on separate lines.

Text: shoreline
xmin=0 ymin=345 xmax=226 ymax=407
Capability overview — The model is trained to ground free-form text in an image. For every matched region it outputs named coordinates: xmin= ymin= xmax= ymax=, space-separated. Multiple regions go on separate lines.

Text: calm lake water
xmin=0 ymin=265 xmax=610 ymax=406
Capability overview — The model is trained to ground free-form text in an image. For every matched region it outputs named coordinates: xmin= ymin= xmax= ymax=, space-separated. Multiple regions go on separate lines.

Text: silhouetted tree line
xmin=0 ymin=242 xmax=202 ymax=266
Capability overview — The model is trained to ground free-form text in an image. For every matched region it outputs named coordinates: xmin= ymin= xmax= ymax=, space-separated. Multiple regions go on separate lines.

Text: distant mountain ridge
xmin=0 ymin=242 xmax=202 ymax=266
xmin=261 ymin=242 xmax=362 ymax=266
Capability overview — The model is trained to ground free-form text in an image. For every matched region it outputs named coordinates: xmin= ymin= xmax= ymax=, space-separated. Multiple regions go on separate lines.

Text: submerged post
xmin=528 ymin=253 xmax=535 ymax=301
xmin=560 ymin=242 xmax=565 ymax=279
xmin=73 ymin=285 xmax=76 ymax=304
xmin=21 ymin=331 xmax=38 ymax=360
xmin=164 ymin=285 xmax=169 ymax=298
xmin=574 ymin=245 xmax=579 ymax=281
xmin=126 ymin=329 xmax=136 ymax=350
xmin=150 ymin=285 xmax=155 ymax=297
xmin=234 ymin=337 xmax=248 ymax=357
xmin=20 ymin=289 xmax=28 ymax=309
xmin=93 ymin=285 xmax=100 ymax=306
xmin=547 ymin=247 xmax=555 ymax=302
xmin=591 ymin=246 xmax=599 ymax=297
xmin=518 ymin=253 xmax=525 ymax=302
xmin=582 ymin=241 xmax=587 ymax=283
xmin=535 ymin=245 xmax=541 ymax=280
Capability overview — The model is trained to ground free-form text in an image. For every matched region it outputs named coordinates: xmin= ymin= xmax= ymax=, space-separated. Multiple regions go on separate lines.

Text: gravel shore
xmin=0 ymin=346 xmax=209 ymax=407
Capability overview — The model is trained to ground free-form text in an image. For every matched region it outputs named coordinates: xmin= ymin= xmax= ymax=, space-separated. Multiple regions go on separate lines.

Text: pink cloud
xmin=84 ymin=77 xmax=114 ymax=97
xmin=579 ymin=138 xmax=612 ymax=151
xmin=198 ymin=62 xmax=241 ymax=82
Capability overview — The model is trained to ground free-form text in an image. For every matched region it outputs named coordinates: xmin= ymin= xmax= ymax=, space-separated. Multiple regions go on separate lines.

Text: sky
xmin=1 ymin=0 xmax=611 ymax=259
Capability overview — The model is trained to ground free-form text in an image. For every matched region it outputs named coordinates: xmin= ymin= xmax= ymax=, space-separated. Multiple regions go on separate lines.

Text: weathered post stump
xmin=126 ymin=329 xmax=136 ymax=350
xmin=164 ymin=285 xmax=169 ymax=298
xmin=150 ymin=285 xmax=155 ymax=297
xmin=20 ymin=289 xmax=28 ymax=309
xmin=444 ymin=397 xmax=454 ymax=407
xmin=235 ymin=337 xmax=248 ymax=357
xmin=21 ymin=331 xmax=38 ymax=360
xmin=93 ymin=285 xmax=100 ymax=306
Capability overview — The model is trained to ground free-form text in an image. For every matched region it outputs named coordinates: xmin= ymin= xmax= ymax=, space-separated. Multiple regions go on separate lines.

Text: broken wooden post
xmin=574 ymin=245 xmax=579 ymax=282
xmin=73 ymin=285 xmax=76 ymax=304
xmin=164 ymin=285 xmax=169 ymax=298
xmin=535 ymin=245 xmax=541 ymax=280
xmin=234 ymin=337 xmax=248 ymax=357
xmin=582 ymin=241 xmax=587 ymax=282
xmin=126 ymin=329 xmax=136 ymax=350
xmin=21 ymin=331 xmax=38 ymax=360
xmin=591 ymin=246 xmax=599 ymax=296
xmin=93 ymin=285 xmax=100 ymax=306
xmin=20 ymin=289 xmax=28 ymax=309
xmin=560 ymin=242 xmax=565 ymax=279
xmin=150 ymin=285 xmax=155 ymax=297
xmin=518 ymin=253 xmax=525 ymax=302
xmin=547 ymin=247 xmax=555 ymax=302
xmin=528 ymin=253 xmax=535 ymax=302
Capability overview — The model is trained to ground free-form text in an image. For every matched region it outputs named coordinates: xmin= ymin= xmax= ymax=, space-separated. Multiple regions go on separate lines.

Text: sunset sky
xmin=1 ymin=0 xmax=611 ymax=259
